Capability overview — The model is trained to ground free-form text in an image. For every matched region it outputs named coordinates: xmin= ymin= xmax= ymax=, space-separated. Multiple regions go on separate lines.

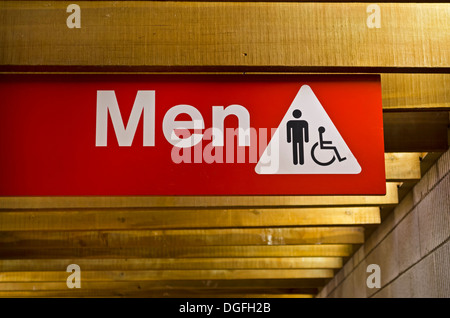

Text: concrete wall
xmin=318 ymin=149 xmax=450 ymax=298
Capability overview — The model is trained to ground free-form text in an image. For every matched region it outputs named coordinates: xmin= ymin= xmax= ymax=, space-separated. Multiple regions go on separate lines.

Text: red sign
xmin=0 ymin=75 xmax=385 ymax=195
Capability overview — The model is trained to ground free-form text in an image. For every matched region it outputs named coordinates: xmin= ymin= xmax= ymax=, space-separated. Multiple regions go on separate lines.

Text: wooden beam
xmin=159 ymin=293 xmax=315 ymax=298
xmin=0 ymin=207 xmax=380 ymax=231
xmin=0 ymin=182 xmax=399 ymax=209
xmin=384 ymin=153 xmax=421 ymax=181
xmin=0 ymin=257 xmax=343 ymax=272
xmin=0 ymin=269 xmax=334 ymax=282
xmin=384 ymin=112 xmax=449 ymax=152
xmin=0 ymin=279 xmax=320 ymax=298
xmin=0 ymin=244 xmax=353 ymax=259
xmin=0 ymin=279 xmax=327 ymax=291
xmin=0 ymin=282 xmax=319 ymax=297
xmin=0 ymin=290 xmax=316 ymax=298
xmin=381 ymin=74 xmax=450 ymax=111
xmin=0 ymin=2 xmax=448 ymax=71
xmin=0 ymin=227 xmax=364 ymax=248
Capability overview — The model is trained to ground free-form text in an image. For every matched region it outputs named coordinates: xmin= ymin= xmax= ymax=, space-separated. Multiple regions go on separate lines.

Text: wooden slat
xmin=163 ymin=293 xmax=315 ymax=298
xmin=0 ymin=2 xmax=448 ymax=71
xmin=381 ymin=74 xmax=450 ymax=111
xmin=0 ymin=290 xmax=316 ymax=298
xmin=0 ymin=281 xmax=320 ymax=297
xmin=0 ymin=279 xmax=325 ymax=296
xmin=0 ymin=244 xmax=353 ymax=259
xmin=0 ymin=269 xmax=334 ymax=282
xmin=0 ymin=279 xmax=326 ymax=291
xmin=0 ymin=182 xmax=399 ymax=209
xmin=384 ymin=153 xmax=421 ymax=181
xmin=0 ymin=207 xmax=380 ymax=231
xmin=0 ymin=227 xmax=364 ymax=248
xmin=0 ymin=284 xmax=317 ymax=296
xmin=0 ymin=257 xmax=343 ymax=272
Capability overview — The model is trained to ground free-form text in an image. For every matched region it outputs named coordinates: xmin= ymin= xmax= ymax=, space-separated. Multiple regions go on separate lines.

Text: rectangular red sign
xmin=0 ymin=74 xmax=385 ymax=195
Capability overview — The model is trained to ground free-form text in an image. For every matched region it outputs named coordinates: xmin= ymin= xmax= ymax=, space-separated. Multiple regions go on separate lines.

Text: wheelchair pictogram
xmin=311 ymin=126 xmax=347 ymax=166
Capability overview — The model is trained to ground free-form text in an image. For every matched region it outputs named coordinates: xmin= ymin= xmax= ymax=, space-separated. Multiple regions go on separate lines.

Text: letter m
xmin=96 ymin=90 xmax=155 ymax=146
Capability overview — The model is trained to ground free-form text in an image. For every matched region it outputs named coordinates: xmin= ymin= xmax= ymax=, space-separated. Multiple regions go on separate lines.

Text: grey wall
xmin=318 ymin=149 xmax=450 ymax=298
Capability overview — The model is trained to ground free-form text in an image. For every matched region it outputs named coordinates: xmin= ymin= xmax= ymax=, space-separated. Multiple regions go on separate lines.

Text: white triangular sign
xmin=255 ymin=85 xmax=361 ymax=175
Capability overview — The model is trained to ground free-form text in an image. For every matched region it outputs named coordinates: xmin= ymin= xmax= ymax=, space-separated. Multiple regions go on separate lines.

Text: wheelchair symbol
xmin=311 ymin=127 xmax=347 ymax=166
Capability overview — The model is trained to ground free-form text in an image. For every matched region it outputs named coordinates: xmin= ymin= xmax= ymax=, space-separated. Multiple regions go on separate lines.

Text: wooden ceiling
xmin=0 ymin=1 xmax=449 ymax=298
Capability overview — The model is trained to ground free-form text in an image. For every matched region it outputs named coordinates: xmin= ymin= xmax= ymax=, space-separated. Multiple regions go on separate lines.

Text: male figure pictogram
xmin=287 ymin=109 xmax=309 ymax=165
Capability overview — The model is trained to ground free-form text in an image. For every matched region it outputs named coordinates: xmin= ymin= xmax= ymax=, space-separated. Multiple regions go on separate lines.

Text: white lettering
xmin=163 ymin=105 xmax=204 ymax=148
xmin=96 ymin=90 xmax=155 ymax=147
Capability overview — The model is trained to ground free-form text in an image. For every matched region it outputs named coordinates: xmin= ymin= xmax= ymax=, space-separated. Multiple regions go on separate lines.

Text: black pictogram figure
xmin=311 ymin=126 xmax=346 ymax=166
xmin=287 ymin=109 xmax=309 ymax=165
